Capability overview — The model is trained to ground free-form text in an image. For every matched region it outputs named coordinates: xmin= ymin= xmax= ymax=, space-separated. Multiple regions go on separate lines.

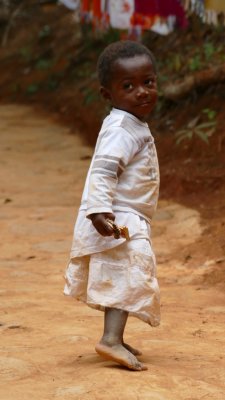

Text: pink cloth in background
xmin=134 ymin=0 xmax=158 ymax=15
xmin=134 ymin=0 xmax=188 ymax=28
xmin=159 ymin=0 xmax=188 ymax=28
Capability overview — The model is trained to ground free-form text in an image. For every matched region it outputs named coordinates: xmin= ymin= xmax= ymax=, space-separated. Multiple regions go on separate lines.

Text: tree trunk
xmin=162 ymin=64 xmax=225 ymax=100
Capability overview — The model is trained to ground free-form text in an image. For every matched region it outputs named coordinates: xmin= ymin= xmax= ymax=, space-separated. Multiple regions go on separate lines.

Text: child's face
xmin=101 ymin=54 xmax=157 ymax=121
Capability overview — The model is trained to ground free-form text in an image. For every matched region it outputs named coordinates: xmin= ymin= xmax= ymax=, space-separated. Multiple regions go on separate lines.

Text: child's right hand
xmin=89 ymin=213 xmax=115 ymax=237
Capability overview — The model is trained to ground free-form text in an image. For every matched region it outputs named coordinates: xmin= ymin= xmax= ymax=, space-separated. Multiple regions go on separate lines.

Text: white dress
xmin=64 ymin=108 xmax=160 ymax=326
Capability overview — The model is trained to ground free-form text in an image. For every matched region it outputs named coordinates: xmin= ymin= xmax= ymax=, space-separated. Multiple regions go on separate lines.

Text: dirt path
xmin=0 ymin=104 xmax=224 ymax=400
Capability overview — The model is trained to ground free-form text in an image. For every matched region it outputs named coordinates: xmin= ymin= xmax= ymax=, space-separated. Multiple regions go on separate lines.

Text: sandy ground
xmin=0 ymin=104 xmax=225 ymax=400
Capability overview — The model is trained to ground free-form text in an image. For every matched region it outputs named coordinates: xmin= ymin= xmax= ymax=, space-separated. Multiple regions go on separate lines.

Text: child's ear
xmin=100 ymin=86 xmax=111 ymax=101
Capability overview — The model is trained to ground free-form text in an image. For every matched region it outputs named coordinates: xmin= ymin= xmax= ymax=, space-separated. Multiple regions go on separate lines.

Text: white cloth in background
xmin=109 ymin=0 xmax=134 ymax=29
xmin=58 ymin=0 xmax=80 ymax=10
xmin=150 ymin=16 xmax=176 ymax=35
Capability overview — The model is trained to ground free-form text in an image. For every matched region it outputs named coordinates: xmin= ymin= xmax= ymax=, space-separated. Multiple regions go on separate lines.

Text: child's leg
xmin=100 ymin=307 xmax=141 ymax=355
xmin=95 ymin=307 xmax=147 ymax=371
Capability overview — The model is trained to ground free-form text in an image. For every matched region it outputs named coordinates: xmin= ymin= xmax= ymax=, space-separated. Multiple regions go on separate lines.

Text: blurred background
xmin=0 ymin=0 xmax=224 ymax=226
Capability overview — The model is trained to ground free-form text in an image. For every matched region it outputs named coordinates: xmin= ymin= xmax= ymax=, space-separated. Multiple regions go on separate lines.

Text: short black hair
xmin=97 ymin=40 xmax=156 ymax=87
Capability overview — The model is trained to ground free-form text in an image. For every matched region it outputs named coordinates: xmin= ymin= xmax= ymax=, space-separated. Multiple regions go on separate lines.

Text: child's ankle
xmin=100 ymin=335 xmax=122 ymax=347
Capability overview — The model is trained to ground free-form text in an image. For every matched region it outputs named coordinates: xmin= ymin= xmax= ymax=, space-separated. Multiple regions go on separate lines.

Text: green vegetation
xmin=175 ymin=108 xmax=217 ymax=145
xmin=82 ymin=87 xmax=99 ymax=105
xmin=38 ymin=25 xmax=52 ymax=40
xmin=35 ymin=58 xmax=53 ymax=70
xmin=26 ymin=83 xmax=40 ymax=94
xmin=20 ymin=46 xmax=33 ymax=62
xmin=188 ymin=54 xmax=201 ymax=72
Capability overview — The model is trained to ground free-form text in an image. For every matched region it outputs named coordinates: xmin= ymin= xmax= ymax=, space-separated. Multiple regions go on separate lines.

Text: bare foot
xmin=123 ymin=342 xmax=142 ymax=356
xmin=95 ymin=343 xmax=147 ymax=371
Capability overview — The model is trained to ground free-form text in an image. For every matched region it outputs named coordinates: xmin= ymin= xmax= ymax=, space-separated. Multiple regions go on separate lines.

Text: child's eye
xmin=123 ymin=82 xmax=133 ymax=90
xmin=145 ymin=78 xmax=154 ymax=87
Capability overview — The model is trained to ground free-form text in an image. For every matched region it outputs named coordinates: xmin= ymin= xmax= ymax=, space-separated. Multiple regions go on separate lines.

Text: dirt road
xmin=0 ymin=105 xmax=224 ymax=400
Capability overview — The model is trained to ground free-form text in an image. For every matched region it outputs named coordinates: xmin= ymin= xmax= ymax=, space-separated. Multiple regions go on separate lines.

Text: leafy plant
xmin=202 ymin=108 xmax=217 ymax=121
xmin=20 ymin=46 xmax=32 ymax=62
xmin=35 ymin=58 xmax=53 ymax=70
xmin=203 ymin=42 xmax=215 ymax=60
xmin=175 ymin=112 xmax=217 ymax=145
xmin=26 ymin=83 xmax=39 ymax=94
xmin=82 ymin=87 xmax=99 ymax=105
xmin=165 ymin=54 xmax=182 ymax=73
xmin=46 ymin=77 xmax=59 ymax=91
xmin=38 ymin=25 xmax=51 ymax=40
xmin=174 ymin=54 xmax=182 ymax=72
xmin=188 ymin=54 xmax=201 ymax=71
xmin=76 ymin=62 xmax=92 ymax=78
xmin=159 ymin=74 xmax=169 ymax=83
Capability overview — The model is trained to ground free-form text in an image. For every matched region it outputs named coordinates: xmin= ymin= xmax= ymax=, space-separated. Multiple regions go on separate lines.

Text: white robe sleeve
xmin=86 ymin=127 xmax=139 ymax=217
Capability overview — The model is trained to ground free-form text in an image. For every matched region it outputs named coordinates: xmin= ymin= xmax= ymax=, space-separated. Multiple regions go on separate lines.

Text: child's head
xmin=97 ymin=40 xmax=156 ymax=87
xmin=97 ymin=40 xmax=157 ymax=121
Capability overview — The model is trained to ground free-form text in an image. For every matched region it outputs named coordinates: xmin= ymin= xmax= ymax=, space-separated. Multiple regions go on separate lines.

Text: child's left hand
xmin=89 ymin=213 xmax=115 ymax=237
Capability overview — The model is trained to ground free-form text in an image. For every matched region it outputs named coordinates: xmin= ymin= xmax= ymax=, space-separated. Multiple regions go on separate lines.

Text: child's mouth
xmin=138 ymin=102 xmax=151 ymax=107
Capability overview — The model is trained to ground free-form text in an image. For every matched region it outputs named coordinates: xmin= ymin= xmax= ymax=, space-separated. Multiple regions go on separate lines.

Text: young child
xmin=64 ymin=40 xmax=160 ymax=371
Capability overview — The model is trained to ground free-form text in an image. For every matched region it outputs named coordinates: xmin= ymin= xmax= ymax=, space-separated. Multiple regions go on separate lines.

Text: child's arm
xmin=88 ymin=212 xmax=115 ymax=237
xmin=86 ymin=127 xmax=139 ymax=235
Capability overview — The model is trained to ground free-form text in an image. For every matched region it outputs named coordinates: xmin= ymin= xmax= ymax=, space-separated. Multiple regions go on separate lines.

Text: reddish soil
xmin=0 ymin=105 xmax=225 ymax=400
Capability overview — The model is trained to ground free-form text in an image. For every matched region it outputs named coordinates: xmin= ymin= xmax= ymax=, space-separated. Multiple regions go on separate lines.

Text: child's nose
xmin=136 ymin=86 xmax=149 ymax=98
